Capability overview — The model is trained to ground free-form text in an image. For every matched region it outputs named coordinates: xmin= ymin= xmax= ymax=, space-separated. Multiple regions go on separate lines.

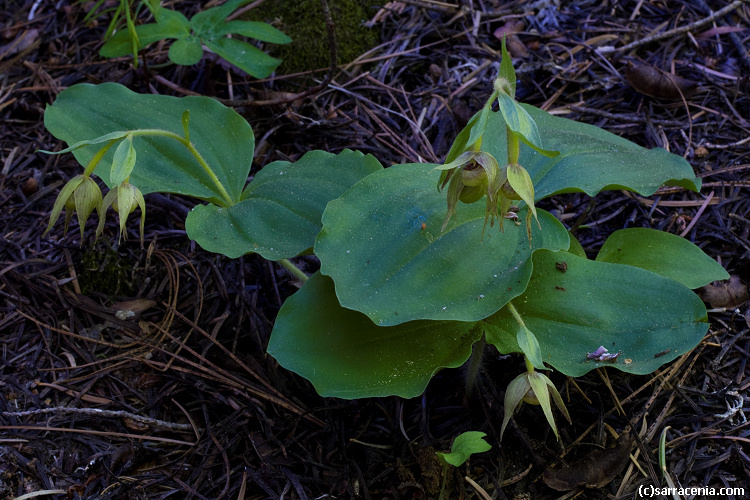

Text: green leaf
xmin=516 ymin=324 xmax=545 ymax=370
xmin=595 ymin=228 xmax=729 ymax=289
xmin=151 ymin=4 xmax=190 ymax=29
xmin=567 ymin=231 xmax=587 ymax=258
xmin=100 ymin=20 xmax=189 ymax=58
xmin=110 ymin=135 xmax=136 ymax=185
xmin=204 ymin=37 xmax=283 ymax=78
xmin=168 ymin=37 xmax=203 ymax=65
xmin=267 ymin=272 xmax=481 ymax=399
xmin=506 ymin=163 xmax=538 ymax=222
xmin=443 ymin=112 xmax=479 ymax=166
xmin=496 ymin=93 xmax=558 ymax=158
xmin=481 ymin=105 xmax=701 ymax=199
xmin=315 ymin=163 xmax=570 ymax=326
xmin=185 ymin=150 xmax=383 ymax=260
xmin=484 ymin=250 xmax=708 ymax=377
xmin=436 ymin=432 xmax=492 ymax=467
xmin=44 ymin=83 xmax=255 ymax=205
xmin=37 ymin=131 xmax=129 ymax=155
xmin=181 ymin=110 xmax=190 ymax=141
xmin=213 ymin=20 xmax=292 ymax=44
xmin=465 ymin=105 xmax=491 ymax=151
xmin=498 ymin=37 xmax=516 ymax=98
xmin=190 ymin=0 xmax=249 ymax=34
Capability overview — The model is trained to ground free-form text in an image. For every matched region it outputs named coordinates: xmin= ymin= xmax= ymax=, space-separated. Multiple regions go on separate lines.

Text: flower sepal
xmin=501 ymin=370 xmax=571 ymax=441
xmin=97 ymin=181 xmax=146 ymax=245
xmin=44 ymin=174 xmax=103 ymax=242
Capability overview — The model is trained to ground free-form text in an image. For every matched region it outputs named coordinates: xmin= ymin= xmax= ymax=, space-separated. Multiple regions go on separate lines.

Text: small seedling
xmin=435 ymin=431 xmax=491 ymax=499
xmin=99 ymin=0 xmax=291 ymax=78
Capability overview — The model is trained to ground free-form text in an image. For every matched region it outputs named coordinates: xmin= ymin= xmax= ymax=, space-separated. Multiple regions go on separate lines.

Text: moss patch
xmin=79 ymin=247 xmax=136 ymax=297
xmin=248 ymin=0 xmax=380 ymax=74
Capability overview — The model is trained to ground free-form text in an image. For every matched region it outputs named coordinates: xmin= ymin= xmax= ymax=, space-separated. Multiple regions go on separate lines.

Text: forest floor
xmin=1 ymin=0 xmax=750 ymax=499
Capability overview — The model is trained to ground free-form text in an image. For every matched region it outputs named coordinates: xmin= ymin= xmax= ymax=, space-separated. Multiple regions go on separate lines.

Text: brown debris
xmin=624 ymin=59 xmax=698 ymax=100
xmin=543 ymin=429 xmax=635 ymax=491
xmin=699 ymin=275 xmax=749 ymax=309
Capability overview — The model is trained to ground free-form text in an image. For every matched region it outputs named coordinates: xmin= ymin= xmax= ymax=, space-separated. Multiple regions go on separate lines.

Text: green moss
xmin=79 ymin=247 xmax=136 ymax=297
xmin=248 ymin=0 xmax=380 ymax=74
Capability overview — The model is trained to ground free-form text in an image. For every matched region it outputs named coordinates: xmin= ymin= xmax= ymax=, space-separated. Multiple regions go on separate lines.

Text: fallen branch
xmin=597 ymin=0 xmax=748 ymax=54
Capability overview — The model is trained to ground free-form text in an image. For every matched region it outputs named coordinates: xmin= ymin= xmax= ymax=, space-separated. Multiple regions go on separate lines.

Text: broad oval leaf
xmin=185 ymin=150 xmax=383 ymax=260
xmin=169 ymin=37 xmax=203 ymax=65
xmin=481 ymin=105 xmax=701 ymax=200
xmin=44 ymin=83 xmax=254 ymax=205
xmin=315 ymin=163 xmax=570 ymax=326
xmin=484 ymin=250 xmax=708 ymax=377
xmin=595 ymin=228 xmax=728 ymax=289
xmin=267 ymin=272 xmax=482 ymax=399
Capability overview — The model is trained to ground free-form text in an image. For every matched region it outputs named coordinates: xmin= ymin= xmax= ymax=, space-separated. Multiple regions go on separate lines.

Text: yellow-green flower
xmin=97 ymin=181 xmax=146 ymax=245
xmin=501 ymin=370 xmax=571 ymax=441
xmin=436 ymin=151 xmax=541 ymax=241
xmin=44 ymin=174 xmax=102 ymax=242
xmin=435 ymin=150 xmax=504 ymax=233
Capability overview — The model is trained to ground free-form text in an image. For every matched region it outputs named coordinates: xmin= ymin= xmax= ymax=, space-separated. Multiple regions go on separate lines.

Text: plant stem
xmin=129 ymin=129 xmax=235 ymax=206
xmin=524 ymin=354 xmax=535 ymax=374
xmin=83 ymin=140 xmax=118 ymax=177
xmin=279 ymin=259 xmax=308 ymax=282
xmin=464 ymin=335 xmax=486 ymax=397
xmin=505 ymin=300 xmax=525 ymax=330
xmin=506 ymin=126 xmax=520 ymax=165
xmin=506 ymin=300 xmax=535 ymax=373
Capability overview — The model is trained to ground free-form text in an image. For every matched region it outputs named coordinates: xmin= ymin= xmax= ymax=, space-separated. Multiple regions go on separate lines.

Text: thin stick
xmin=597 ymin=0 xmax=748 ymax=54
xmin=0 ymin=425 xmax=195 ymax=445
xmin=2 ymin=406 xmax=196 ymax=431
xmin=679 ymin=191 xmax=714 ymax=237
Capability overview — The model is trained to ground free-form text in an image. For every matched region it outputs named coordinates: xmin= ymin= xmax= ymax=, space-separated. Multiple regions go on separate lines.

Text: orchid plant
xmin=41 ymin=40 xmax=728 ymax=440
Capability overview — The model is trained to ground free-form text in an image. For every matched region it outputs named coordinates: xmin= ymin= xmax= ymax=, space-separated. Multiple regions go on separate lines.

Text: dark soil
xmin=2 ymin=1 xmax=750 ymax=499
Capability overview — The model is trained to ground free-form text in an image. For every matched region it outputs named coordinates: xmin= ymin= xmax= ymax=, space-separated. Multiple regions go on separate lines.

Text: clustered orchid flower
xmin=435 ymin=38 xmax=558 ymax=242
xmin=42 ymin=131 xmax=147 ymax=246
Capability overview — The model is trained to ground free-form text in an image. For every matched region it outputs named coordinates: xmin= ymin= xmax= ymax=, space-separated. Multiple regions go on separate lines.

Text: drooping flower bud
xmin=459 ymin=163 xmax=488 ymax=187
xmin=501 ymin=370 xmax=571 ymax=441
xmin=98 ymin=181 xmax=146 ymax=246
xmin=44 ymin=174 xmax=103 ymax=243
xmin=435 ymin=151 xmax=502 ymax=233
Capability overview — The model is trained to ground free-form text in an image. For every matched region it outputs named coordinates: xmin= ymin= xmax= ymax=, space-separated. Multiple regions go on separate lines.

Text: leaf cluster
xmin=100 ymin=0 xmax=291 ymax=78
xmin=42 ymin=82 xmax=727 ymax=439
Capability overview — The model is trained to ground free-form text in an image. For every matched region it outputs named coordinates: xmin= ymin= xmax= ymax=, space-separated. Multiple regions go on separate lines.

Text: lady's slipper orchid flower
xmin=44 ymin=174 xmax=102 ymax=242
xmin=501 ymin=370 xmax=571 ymax=441
xmin=97 ymin=181 xmax=146 ymax=245
xmin=435 ymin=150 xmax=504 ymax=233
